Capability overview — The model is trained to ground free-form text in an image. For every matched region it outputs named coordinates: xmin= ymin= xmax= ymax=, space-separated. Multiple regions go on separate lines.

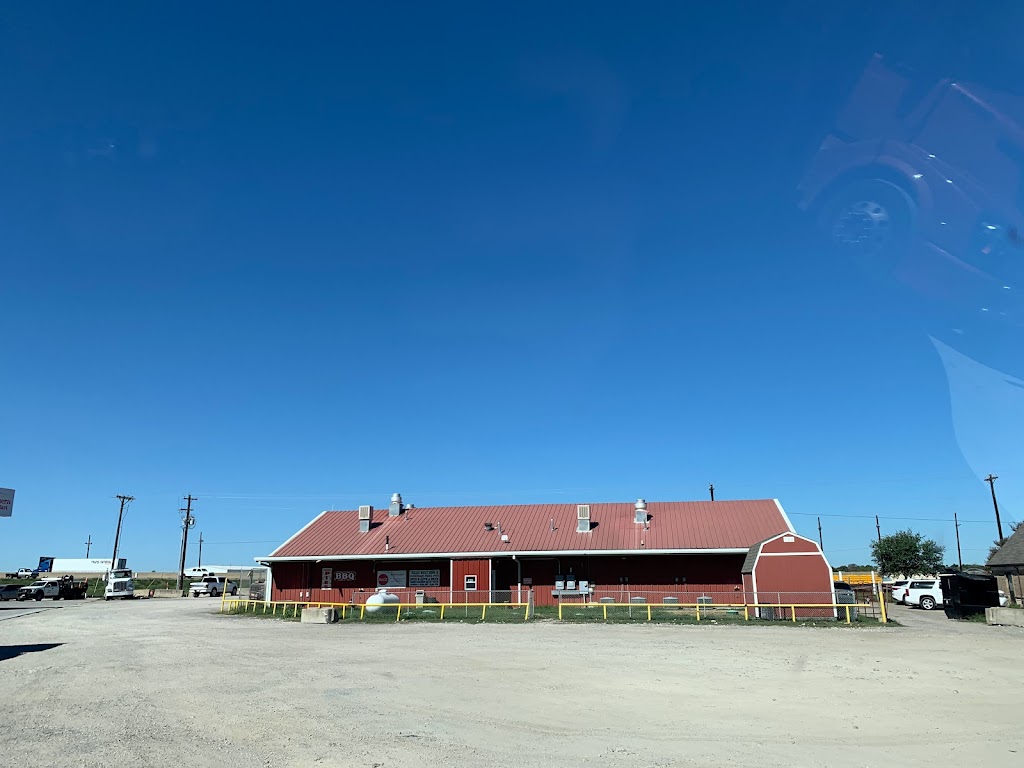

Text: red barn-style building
xmin=260 ymin=494 xmax=836 ymax=607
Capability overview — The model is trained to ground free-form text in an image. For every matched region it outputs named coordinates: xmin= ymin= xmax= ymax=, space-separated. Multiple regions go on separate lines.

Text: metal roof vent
xmin=389 ymin=492 xmax=403 ymax=517
xmin=577 ymin=504 xmax=591 ymax=533
xmin=635 ymin=499 xmax=648 ymax=524
xmin=358 ymin=505 xmax=373 ymax=533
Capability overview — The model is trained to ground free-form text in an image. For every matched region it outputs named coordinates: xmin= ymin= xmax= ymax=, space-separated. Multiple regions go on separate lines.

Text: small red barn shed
xmin=741 ymin=532 xmax=835 ymax=618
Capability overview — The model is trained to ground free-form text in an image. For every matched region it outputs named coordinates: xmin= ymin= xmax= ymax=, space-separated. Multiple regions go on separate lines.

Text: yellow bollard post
xmin=647 ymin=604 xmax=652 ymax=621
xmin=845 ymin=605 xmax=851 ymax=625
xmin=879 ymin=594 xmax=888 ymax=624
xmin=360 ymin=604 xmax=366 ymax=620
xmin=558 ymin=603 xmax=563 ymax=621
xmin=696 ymin=604 xmax=701 ymax=622
xmin=790 ymin=605 xmax=796 ymax=623
xmin=440 ymin=604 xmax=446 ymax=621
xmin=396 ymin=604 xmax=402 ymax=622
xmin=603 ymin=604 xmax=607 ymax=621
xmin=481 ymin=604 xmax=487 ymax=621
xmin=744 ymin=604 xmax=749 ymax=621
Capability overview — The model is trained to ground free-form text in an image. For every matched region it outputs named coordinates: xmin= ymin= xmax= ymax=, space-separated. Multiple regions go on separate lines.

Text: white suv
xmin=903 ymin=579 xmax=943 ymax=610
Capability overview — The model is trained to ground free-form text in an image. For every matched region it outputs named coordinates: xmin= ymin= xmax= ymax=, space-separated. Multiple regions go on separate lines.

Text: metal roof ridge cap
xmin=259 ymin=546 xmax=753 ymax=562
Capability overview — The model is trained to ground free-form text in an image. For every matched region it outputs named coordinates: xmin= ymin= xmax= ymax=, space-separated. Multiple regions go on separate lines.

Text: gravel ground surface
xmin=1 ymin=598 xmax=1022 ymax=768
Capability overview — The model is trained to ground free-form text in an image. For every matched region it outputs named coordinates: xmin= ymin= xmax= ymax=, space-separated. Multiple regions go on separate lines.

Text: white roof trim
xmin=268 ymin=510 xmax=328 ymax=557
xmin=256 ymin=546 xmax=750 ymax=563
xmin=773 ymin=499 xmax=795 ymax=533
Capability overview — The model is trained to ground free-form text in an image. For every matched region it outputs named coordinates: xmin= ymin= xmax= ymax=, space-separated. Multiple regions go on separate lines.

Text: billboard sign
xmin=376 ymin=570 xmax=407 ymax=588
xmin=0 ymin=488 xmax=13 ymax=517
xmin=409 ymin=569 xmax=440 ymax=587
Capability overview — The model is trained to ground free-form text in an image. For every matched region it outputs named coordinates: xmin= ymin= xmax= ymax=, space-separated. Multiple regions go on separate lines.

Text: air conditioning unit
xmin=358 ymin=505 xmax=373 ymax=520
xmin=576 ymin=504 xmax=591 ymax=533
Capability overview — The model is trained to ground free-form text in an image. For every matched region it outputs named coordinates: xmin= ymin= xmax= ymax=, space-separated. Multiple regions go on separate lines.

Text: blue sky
xmin=2 ymin=3 xmax=1020 ymax=571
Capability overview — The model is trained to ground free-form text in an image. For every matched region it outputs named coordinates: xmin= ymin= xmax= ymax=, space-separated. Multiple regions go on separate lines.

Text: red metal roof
xmin=267 ymin=499 xmax=793 ymax=559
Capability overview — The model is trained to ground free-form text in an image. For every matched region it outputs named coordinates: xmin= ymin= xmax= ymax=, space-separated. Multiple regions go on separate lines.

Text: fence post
xmin=647 ymin=604 xmax=652 ymax=622
xmin=696 ymin=604 xmax=701 ymax=622
xmin=845 ymin=605 xmax=851 ymax=625
xmin=744 ymin=604 xmax=749 ymax=621
xmin=603 ymin=604 xmax=607 ymax=621
xmin=790 ymin=605 xmax=796 ymax=623
xmin=440 ymin=604 xmax=446 ymax=621
xmin=360 ymin=604 xmax=366 ymax=620
xmin=558 ymin=603 xmax=563 ymax=621
xmin=396 ymin=605 xmax=402 ymax=622
xmin=481 ymin=604 xmax=487 ymax=621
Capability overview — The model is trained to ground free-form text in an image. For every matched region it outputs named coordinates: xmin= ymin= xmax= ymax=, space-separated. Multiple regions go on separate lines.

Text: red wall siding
xmin=270 ymin=559 xmax=451 ymax=603
xmin=751 ymin=539 xmax=835 ymax=617
xmin=761 ymin=535 xmax=819 ymax=554
xmin=451 ymin=559 xmax=490 ymax=596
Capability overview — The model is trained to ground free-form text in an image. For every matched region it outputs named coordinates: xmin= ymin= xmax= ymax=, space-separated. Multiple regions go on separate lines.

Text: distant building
xmin=987 ymin=526 xmax=1024 ymax=602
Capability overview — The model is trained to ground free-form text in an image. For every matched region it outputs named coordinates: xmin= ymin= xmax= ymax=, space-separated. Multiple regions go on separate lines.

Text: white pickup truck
xmin=189 ymin=576 xmax=238 ymax=598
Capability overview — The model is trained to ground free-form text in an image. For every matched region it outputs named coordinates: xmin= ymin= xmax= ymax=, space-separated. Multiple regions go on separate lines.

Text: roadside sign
xmin=0 ymin=488 xmax=13 ymax=517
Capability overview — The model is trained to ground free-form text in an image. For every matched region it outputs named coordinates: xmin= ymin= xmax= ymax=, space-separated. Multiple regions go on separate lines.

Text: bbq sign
xmin=0 ymin=488 xmax=13 ymax=518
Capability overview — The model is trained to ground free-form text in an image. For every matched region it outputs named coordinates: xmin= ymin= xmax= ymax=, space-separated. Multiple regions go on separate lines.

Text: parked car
xmin=16 ymin=568 xmax=39 ymax=579
xmin=0 ymin=584 xmax=22 ymax=601
xmin=190 ymin=576 xmax=237 ymax=598
xmin=904 ymin=579 xmax=943 ymax=610
xmin=887 ymin=579 xmax=911 ymax=604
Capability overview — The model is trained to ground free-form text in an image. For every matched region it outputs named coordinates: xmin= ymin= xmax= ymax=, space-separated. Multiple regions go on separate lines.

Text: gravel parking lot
xmin=2 ymin=598 xmax=1023 ymax=768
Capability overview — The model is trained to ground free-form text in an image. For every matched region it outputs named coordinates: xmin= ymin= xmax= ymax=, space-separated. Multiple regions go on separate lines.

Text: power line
xmin=789 ymin=511 xmax=992 ymax=523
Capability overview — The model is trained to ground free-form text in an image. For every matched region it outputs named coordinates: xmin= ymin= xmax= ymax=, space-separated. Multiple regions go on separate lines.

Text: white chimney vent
xmin=634 ymin=499 xmax=647 ymax=524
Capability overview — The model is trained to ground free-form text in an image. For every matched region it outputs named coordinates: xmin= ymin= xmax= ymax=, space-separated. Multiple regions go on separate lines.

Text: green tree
xmin=870 ymin=529 xmax=945 ymax=577
xmin=987 ymin=520 xmax=1022 ymax=562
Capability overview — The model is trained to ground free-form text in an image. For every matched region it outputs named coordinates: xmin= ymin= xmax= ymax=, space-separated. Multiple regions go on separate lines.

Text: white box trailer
xmin=47 ymin=558 xmax=127 ymax=574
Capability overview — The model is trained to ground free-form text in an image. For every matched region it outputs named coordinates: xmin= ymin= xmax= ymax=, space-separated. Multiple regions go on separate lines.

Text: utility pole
xmin=709 ymin=483 xmax=715 ymax=502
xmin=985 ymin=474 xmax=1004 ymax=542
xmin=111 ymin=495 xmax=134 ymax=571
xmin=197 ymin=532 xmax=203 ymax=568
xmin=85 ymin=535 xmax=92 ymax=558
xmin=954 ymin=512 xmax=963 ymax=570
xmin=176 ymin=495 xmax=197 ymax=593
xmin=817 ymin=516 xmax=823 ymax=551
xmin=875 ymin=515 xmax=882 ymax=545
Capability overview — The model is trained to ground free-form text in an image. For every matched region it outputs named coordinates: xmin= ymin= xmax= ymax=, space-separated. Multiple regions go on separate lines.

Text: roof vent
xmin=358 ymin=505 xmax=373 ymax=533
xmin=389 ymin=492 xmax=403 ymax=517
xmin=577 ymin=504 xmax=591 ymax=533
xmin=635 ymin=499 xmax=648 ymax=524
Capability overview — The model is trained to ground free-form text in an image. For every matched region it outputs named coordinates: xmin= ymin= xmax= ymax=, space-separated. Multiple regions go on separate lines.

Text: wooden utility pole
xmin=85 ymin=535 xmax=92 ymax=558
xmin=111 ymin=495 xmax=133 ymax=571
xmin=197 ymin=532 xmax=203 ymax=568
xmin=954 ymin=512 xmax=963 ymax=570
xmin=817 ymin=516 xmax=823 ymax=551
xmin=708 ymin=483 xmax=715 ymax=502
xmin=177 ymin=495 xmax=197 ymax=593
xmin=985 ymin=474 xmax=1004 ymax=542
xmin=875 ymin=515 xmax=882 ymax=545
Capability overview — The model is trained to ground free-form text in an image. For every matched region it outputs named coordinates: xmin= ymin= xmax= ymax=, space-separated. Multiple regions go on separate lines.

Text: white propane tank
xmin=365 ymin=588 xmax=400 ymax=614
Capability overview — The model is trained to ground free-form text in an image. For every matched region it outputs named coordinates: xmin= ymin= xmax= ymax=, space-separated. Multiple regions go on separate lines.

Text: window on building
xmin=464 ymin=575 xmax=477 ymax=590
